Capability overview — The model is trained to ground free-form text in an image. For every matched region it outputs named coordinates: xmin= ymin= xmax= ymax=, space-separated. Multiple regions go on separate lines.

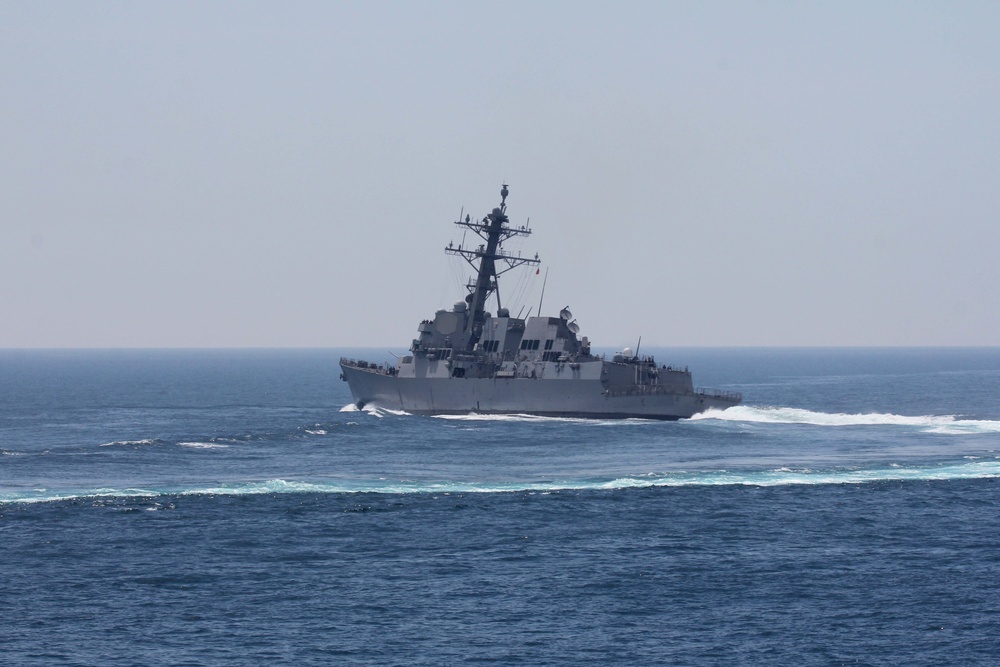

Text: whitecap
xmin=339 ymin=403 xmax=409 ymax=418
xmin=99 ymin=438 xmax=158 ymax=447
xmin=177 ymin=442 xmax=229 ymax=449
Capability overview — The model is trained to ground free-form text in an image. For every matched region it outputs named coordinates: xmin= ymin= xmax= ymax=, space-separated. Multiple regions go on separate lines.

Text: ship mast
xmin=445 ymin=184 xmax=540 ymax=351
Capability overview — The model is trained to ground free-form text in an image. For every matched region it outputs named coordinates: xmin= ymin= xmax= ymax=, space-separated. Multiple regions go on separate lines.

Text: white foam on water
xmin=432 ymin=413 xmax=647 ymax=426
xmin=177 ymin=442 xmax=229 ymax=449
xmin=925 ymin=419 xmax=1000 ymax=434
xmin=2 ymin=487 xmax=160 ymax=504
xmin=692 ymin=406 xmax=1000 ymax=434
xmin=185 ymin=479 xmax=333 ymax=495
xmin=99 ymin=439 xmax=158 ymax=447
xmin=435 ymin=413 xmax=580 ymax=423
xmin=4 ymin=458 xmax=1000 ymax=505
xmin=339 ymin=403 xmax=409 ymax=418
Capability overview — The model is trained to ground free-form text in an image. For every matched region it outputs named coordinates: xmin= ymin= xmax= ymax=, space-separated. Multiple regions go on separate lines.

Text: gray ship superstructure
xmin=340 ymin=185 xmax=741 ymax=419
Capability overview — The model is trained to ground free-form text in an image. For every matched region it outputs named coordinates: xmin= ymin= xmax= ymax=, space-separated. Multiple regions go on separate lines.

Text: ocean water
xmin=2 ymin=347 xmax=999 ymax=665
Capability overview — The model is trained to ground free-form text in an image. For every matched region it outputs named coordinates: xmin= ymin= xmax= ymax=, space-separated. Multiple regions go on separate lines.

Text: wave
xmin=97 ymin=438 xmax=232 ymax=450
xmin=5 ymin=459 xmax=999 ymax=505
xmin=431 ymin=413 xmax=647 ymax=426
xmin=177 ymin=442 xmax=230 ymax=449
xmin=693 ymin=406 xmax=1000 ymax=434
xmin=99 ymin=438 xmax=162 ymax=448
xmin=339 ymin=403 xmax=409 ymax=418
xmin=341 ymin=403 xmax=1000 ymax=433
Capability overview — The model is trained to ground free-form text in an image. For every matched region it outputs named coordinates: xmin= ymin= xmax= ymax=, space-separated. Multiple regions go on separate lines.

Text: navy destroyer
xmin=340 ymin=185 xmax=741 ymax=419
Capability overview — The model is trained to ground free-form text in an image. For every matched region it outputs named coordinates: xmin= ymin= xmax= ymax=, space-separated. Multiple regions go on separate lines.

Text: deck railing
xmin=695 ymin=387 xmax=743 ymax=402
xmin=603 ymin=384 xmax=742 ymax=402
xmin=339 ymin=357 xmax=398 ymax=376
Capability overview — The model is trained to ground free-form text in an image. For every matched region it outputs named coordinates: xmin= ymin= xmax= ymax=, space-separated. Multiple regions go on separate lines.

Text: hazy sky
xmin=3 ymin=2 xmax=998 ymax=348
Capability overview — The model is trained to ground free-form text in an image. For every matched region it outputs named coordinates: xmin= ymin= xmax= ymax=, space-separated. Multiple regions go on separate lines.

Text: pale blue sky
xmin=3 ymin=1 xmax=998 ymax=347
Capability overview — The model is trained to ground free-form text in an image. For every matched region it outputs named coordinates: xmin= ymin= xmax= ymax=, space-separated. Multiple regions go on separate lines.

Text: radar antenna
xmin=445 ymin=184 xmax=541 ymax=351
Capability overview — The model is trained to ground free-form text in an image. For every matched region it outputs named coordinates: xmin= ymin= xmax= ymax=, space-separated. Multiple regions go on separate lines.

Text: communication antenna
xmin=537 ymin=267 xmax=549 ymax=316
xmin=634 ymin=336 xmax=642 ymax=359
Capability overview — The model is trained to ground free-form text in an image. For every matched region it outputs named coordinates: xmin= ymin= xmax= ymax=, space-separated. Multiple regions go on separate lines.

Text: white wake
xmin=692 ymin=406 xmax=1000 ymax=434
xmin=5 ymin=460 xmax=1000 ymax=505
xmin=339 ymin=403 xmax=410 ymax=418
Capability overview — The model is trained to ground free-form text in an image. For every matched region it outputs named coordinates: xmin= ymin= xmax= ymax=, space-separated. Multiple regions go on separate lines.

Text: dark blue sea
xmin=2 ymin=348 xmax=999 ymax=666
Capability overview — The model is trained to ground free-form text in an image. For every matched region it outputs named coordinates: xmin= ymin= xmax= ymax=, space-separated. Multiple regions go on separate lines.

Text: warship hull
xmin=341 ymin=363 xmax=740 ymax=420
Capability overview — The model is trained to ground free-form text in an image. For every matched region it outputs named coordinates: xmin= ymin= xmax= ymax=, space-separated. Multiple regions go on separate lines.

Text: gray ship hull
xmin=341 ymin=363 xmax=739 ymax=420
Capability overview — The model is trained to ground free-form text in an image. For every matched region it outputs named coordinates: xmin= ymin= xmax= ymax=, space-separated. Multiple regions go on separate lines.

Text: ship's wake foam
xmin=341 ymin=406 xmax=645 ymax=425
xmin=431 ymin=413 xmax=648 ymax=425
xmin=5 ymin=459 xmax=1000 ymax=504
xmin=339 ymin=403 xmax=410 ymax=418
xmin=693 ymin=406 xmax=1000 ymax=434
xmin=341 ymin=403 xmax=1000 ymax=433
